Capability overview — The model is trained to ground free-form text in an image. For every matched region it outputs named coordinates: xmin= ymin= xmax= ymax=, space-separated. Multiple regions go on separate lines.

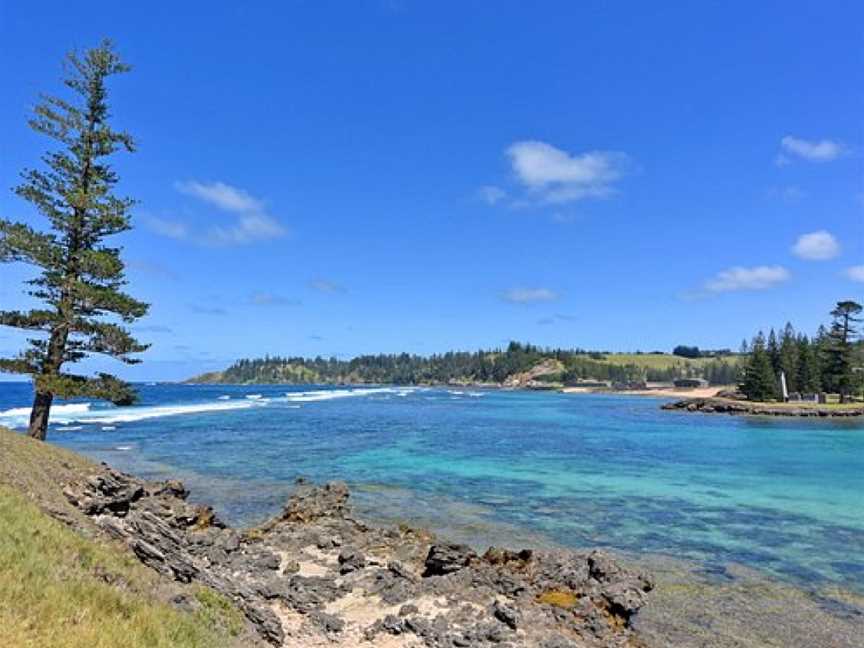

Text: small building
xmin=673 ymin=378 xmax=709 ymax=389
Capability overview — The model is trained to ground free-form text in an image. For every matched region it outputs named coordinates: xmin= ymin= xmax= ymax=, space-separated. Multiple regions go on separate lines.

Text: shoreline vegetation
xmin=185 ymin=343 xmax=742 ymax=391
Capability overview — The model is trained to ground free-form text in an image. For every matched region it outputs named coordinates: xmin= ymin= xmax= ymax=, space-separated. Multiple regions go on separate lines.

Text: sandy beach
xmin=561 ymin=385 xmax=728 ymax=399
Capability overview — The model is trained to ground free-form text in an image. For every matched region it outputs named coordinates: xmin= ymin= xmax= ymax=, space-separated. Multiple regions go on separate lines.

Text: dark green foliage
xmin=796 ymin=335 xmax=821 ymax=395
xmin=820 ymin=301 xmax=863 ymax=402
xmin=766 ymin=329 xmax=781 ymax=375
xmin=740 ymin=332 xmax=778 ymax=401
xmin=672 ymin=345 xmax=700 ymax=359
xmin=213 ymin=343 xmax=738 ymax=386
xmin=736 ymin=302 xmax=864 ymax=402
xmin=0 ymin=41 xmax=147 ymax=439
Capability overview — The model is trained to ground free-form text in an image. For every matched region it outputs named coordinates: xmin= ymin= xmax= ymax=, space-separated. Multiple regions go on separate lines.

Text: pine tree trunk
xmin=28 ymin=390 xmax=53 ymax=440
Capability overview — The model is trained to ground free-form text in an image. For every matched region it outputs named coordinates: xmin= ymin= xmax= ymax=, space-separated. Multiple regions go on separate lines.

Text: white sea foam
xmin=0 ymin=386 xmax=418 ymax=430
xmin=0 ymin=403 xmax=93 ymax=429
xmin=102 ymin=426 xmax=116 ymax=431
xmin=282 ymin=387 xmax=416 ymax=403
xmin=0 ymin=399 xmax=263 ymax=428
xmin=115 ymin=446 xmax=132 ymax=451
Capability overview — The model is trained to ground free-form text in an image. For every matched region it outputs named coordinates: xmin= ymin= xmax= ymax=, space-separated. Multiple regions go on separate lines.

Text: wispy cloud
xmin=846 ymin=266 xmax=864 ymax=283
xmin=792 ymin=231 xmax=840 ymax=261
xmin=309 ymin=279 xmax=347 ymax=294
xmin=776 ymin=136 xmax=845 ymax=165
xmin=506 ymin=140 xmax=630 ymax=204
xmin=766 ymin=185 xmax=807 ymax=203
xmin=175 ymin=180 xmax=263 ymax=212
xmin=156 ymin=180 xmax=286 ymax=245
xmin=249 ymin=292 xmax=301 ymax=307
xmin=135 ymin=324 xmax=173 ymax=334
xmin=502 ymin=287 xmax=560 ymax=304
xmin=189 ymin=304 xmax=227 ymax=316
xmin=704 ymin=265 xmax=790 ymax=293
xmin=127 ymin=259 xmax=179 ymax=281
xmin=147 ymin=217 xmax=188 ymax=240
xmin=537 ymin=313 xmax=577 ymax=325
xmin=478 ymin=185 xmax=507 ymax=205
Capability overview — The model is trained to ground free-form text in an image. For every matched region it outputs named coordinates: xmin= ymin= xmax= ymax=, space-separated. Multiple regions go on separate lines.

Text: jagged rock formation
xmin=662 ymin=397 xmax=864 ymax=417
xmin=62 ymin=466 xmax=653 ymax=647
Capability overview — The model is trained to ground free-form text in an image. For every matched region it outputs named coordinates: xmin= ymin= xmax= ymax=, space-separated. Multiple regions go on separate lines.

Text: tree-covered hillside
xmin=190 ymin=342 xmax=742 ymax=386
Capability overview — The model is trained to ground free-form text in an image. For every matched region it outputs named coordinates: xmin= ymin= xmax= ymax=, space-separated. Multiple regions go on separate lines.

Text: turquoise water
xmin=1 ymin=382 xmax=862 ymax=592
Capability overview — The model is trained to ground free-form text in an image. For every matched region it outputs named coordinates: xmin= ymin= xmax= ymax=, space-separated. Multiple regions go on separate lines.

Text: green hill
xmin=186 ymin=343 xmax=742 ymax=386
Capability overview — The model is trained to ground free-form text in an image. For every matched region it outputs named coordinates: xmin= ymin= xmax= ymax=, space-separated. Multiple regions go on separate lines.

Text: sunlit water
xmin=1 ymin=382 xmax=862 ymax=593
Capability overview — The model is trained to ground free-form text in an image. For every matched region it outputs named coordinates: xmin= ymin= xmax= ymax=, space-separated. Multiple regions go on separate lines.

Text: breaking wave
xmin=0 ymin=386 xmax=421 ymax=430
xmin=282 ymin=387 xmax=416 ymax=403
xmin=0 ymin=399 xmax=265 ymax=428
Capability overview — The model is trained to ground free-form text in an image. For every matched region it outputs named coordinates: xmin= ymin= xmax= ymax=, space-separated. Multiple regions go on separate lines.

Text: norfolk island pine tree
xmin=0 ymin=41 xmax=148 ymax=440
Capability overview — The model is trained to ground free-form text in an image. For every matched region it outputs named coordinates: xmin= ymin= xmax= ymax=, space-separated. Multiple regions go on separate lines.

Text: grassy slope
xmin=595 ymin=353 xmax=742 ymax=370
xmin=0 ymin=428 xmax=249 ymax=648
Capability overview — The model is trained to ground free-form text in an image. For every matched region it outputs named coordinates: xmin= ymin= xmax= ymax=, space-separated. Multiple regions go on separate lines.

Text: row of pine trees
xmin=739 ymin=301 xmax=863 ymax=402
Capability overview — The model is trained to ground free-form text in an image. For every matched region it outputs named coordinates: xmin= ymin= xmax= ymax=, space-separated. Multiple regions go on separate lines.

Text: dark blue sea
xmin=1 ymin=382 xmax=862 ymax=593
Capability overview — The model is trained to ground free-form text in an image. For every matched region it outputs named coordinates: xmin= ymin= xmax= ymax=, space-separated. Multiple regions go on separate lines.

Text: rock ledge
xmin=62 ymin=466 xmax=653 ymax=647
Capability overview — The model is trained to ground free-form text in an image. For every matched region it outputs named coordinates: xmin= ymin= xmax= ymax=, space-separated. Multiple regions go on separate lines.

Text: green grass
xmin=0 ymin=484 xmax=246 ymax=648
xmin=0 ymin=428 xmax=249 ymax=648
xmin=592 ymin=353 xmax=742 ymax=370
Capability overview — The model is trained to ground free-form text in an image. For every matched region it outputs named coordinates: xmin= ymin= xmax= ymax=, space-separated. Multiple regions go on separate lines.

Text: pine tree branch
xmin=0 ymin=356 xmax=41 ymax=374
xmin=68 ymin=320 xmax=149 ymax=362
xmin=34 ymin=372 xmax=136 ymax=405
xmin=0 ymin=220 xmax=63 ymax=267
xmin=0 ymin=309 xmax=59 ymax=331
xmin=70 ymin=282 xmax=149 ymax=321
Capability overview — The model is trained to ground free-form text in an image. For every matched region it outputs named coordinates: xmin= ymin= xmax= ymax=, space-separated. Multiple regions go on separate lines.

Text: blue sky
xmin=1 ymin=1 xmax=862 ymax=381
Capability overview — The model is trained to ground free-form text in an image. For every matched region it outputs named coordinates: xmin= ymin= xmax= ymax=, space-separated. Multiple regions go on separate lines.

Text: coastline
xmin=2 ymin=426 xmax=862 ymax=647
xmin=662 ymin=397 xmax=864 ymax=418
xmin=0 ymin=427 xmax=652 ymax=647
xmin=560 ymin=385 xmax=727 ymax=399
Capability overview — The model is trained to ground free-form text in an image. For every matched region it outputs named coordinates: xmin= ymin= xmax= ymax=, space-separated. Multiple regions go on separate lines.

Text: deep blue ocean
xmin=1 ymin=382 xmax=862 ymax=593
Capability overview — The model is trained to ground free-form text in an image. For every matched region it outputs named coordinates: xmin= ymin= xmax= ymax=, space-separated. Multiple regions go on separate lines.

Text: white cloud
xmin=208 ymin=213 xmax=286 ymax=245
xmin=777 ymin=136 xmax=844 ymax=164
xmin=846 ymin=266 xmax=864 ymax=283
xmin=147 ymin=217 xmax=188 ymax=240
xmin=478 ymin=185 xmax=507 ymax=205
xmin=704 ymin=266 xmax=790 ymax=293
xmin=502 ymin=287 xmax=560 ymax=304
xmin=792 ymin=231 xmax=840 ymax=260
xmin=506 ymin=140 xmax=629 ymax=204
xmin=175 ymin=180 xmax=263 ymax=212
xmin=167 ymin=180 xmax=286 ymax=245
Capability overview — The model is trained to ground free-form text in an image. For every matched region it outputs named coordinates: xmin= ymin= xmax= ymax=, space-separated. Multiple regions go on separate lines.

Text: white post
xmin=779 ymin=370 xmax=788 ymax=402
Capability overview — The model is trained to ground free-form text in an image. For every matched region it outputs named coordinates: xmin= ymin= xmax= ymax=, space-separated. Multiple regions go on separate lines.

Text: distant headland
xmin=184 ymin=342 xmax=742 ymax=390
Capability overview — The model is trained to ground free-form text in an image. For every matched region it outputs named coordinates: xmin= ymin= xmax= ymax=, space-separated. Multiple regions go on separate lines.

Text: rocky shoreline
xmin=661 ymin=397 xmax=864 ymax=417
xmin=60 ymin=464 xmax=654 ymax=647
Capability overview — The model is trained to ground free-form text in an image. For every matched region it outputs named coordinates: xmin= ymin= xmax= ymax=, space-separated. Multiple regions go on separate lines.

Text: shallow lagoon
xmin=1 ymin=382 xmax=862 ymax=593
